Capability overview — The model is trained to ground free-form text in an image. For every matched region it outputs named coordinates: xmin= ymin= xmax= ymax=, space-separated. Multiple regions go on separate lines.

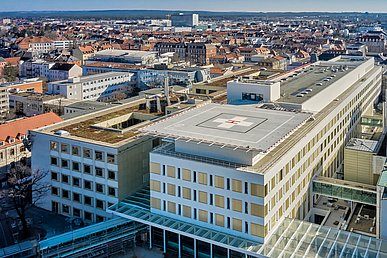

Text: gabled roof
xmin=0 ymin=112 xmax=63 ymax=141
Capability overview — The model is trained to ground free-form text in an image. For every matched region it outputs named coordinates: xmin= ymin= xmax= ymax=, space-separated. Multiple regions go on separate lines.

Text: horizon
xmin=1 ymin=0 xmax=387 ymax=13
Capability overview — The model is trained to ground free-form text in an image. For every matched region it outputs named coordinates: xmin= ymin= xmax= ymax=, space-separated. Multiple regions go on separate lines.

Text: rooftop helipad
xmin=142 ymin=103 xmax=311 ymax=152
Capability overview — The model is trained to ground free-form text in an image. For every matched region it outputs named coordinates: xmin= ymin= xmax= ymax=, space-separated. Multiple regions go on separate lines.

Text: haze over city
xmin=1 ymin=0 xmax=387 ymax=12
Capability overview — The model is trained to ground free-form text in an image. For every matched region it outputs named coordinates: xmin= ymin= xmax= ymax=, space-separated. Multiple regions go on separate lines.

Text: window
xmin=193 ymin=171 xmax=197 ymax=183
xmin=84 ymin=196 xmax=92 ymax=206
xmin=215 ymin=195 xmax=224 ymax=208
xmin=72 ymin=146 xmax=80 ymax=156
xmin=198 ymin=172 xmax=207 ymax=185
xmin=73 ymin=208 xmax=81 ymax=217
xmin=96 ymin=199 xmax=104 ymax=209
xmin=62 ymin=204 xmax=69 ymax=214
xmin=50 ymin=141 xmax=58 ymax=151
xmin=95 ymin=167 xmax=104 ymax=177
xmin=209 ymin=175 xmax=213 ymax=186
xmin=51 ymin=171 xmax=58 ymax=181
xmin=182 ymin=169 xmax=191 ymax=181
xmin=83 ymin=164 xmax=91 ymax=174
xmin=167 ymin=184 xmax=176 ymax=196
xmin=84 ymin=180 xmax=92 ymax=190
xmin=210 ymin=194 xmax=213 ymax=205
xmin=177 ymin=168 xmax=181 ymax=179
xmin=215 ymin=176 xmax=224 ymax=189
xmin=83 ymin=148 xmax=92 ymax=158
xmin=199 ymin=191 xmax=207 ymax=204
xmin=73 ymin=192 xmax=81 ymax=202
xmin=61 ymin=159 xmax=69 ymax=168
xmin=73 ymin=177 xmax=80 ymax=187
xmin=227 ymin=217 xmax=231 ymax=229
xmin=193 ymin=190 xmax=197 ymax=201
xmin=61 ymin=174 xmax=69 ymax=184
xmin=72 ymin=161 xmax=80 ymax=171
xmin=84 ymin=211 xmax=92 ymax=221
xmin=96 ymin=215 xmax=104 ymax=223
xmin=226 ymin=178 xmax=230 ymax=190
xmin=108 ymin=170 xmax=116 ymax=180
xmin=108 ymin=187 xmax=116 ymax=197
xmin=107 ymin=153 xmax=115 ymax=164
xmin=245 ymin=182 xmax=248 ymax=194
xmin=51 ymin=186 xmax=58 ymax=196
xmin=96 ymin=183 xmax=104 ymax=193
xmin=227 ymin=198 xmax=230 ymax=209
xmin=50 ymin=157 xmax=58 ymax=166
xmin=61 ymin=144 xmax=69 ymax=153
xmin=232 ymin=179 xmax=242 ymax=193
xmin=95 ymin=151 xmax=104 ymax=161
xmin=62 ymin=189 xmax=69 ymax=199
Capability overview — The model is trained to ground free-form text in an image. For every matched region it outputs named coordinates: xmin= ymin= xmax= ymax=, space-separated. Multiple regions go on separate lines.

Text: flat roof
xmin=278 ymin=63 xmax=356 ymax=104
xmin=49 ymin=72 xmax=133 ymax=85
xmin=345 ymin=138 xmax=379 ymax=153
xmin=142 ymin=103 xmax=311 ymax=151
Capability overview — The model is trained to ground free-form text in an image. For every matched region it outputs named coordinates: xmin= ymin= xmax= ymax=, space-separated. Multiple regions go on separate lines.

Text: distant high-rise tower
xmin=171 ymin=13 xmax=199 ymax=27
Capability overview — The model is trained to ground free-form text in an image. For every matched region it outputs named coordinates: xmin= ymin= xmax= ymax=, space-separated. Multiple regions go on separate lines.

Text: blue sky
xmin=1 ymin=0 xmax=386 ymax=12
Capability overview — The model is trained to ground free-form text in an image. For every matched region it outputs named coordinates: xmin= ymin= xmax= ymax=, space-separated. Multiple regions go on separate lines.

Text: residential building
xmin=73 ymin=46 xmax=96 ymax=66
xmin=17 ymin=36 xmax=54 ymax=54
xmin=47 ymin=63 xmax=83 ymax=82
xmin=47 ymin=72 xmax=134 ymax=101
xmin=154 ymin=42 xmax=217 ymax=65
xmin=0 ymin=112 xmax=63 ymax=188
xmin=358 ymin=30 xmax=387 ymax=54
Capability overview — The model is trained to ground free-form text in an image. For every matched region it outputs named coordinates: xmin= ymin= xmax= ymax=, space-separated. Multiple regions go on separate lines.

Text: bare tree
xmin=5 ymin=166 xmax=49 ymax=239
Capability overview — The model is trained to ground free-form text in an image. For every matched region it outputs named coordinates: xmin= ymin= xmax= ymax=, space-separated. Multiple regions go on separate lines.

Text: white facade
xmin=53 ymin=40 xmax=74 ymax=50
xmin=31 ymin=133 xmax=119 ymax=223
xmin=143 ymin=57 xmax=383 ymax=246
xmin=47 ymin=72 xmax=134 ymax=101
xmin=227 ymin=79 xmax=280 ymax=104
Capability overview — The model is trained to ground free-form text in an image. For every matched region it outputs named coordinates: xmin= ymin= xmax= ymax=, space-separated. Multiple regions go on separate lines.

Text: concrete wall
xmin=344 ymin=148 xmax=374 ymax=185
xmin=117 ymin=136 xmax=155 ymax=200
xmin=227 ymin=80 xmax=280 ymax=104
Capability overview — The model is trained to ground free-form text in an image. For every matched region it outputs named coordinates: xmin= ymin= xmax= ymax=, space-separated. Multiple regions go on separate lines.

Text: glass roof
xmin=108 ymin=186 xmax=387 ymax=258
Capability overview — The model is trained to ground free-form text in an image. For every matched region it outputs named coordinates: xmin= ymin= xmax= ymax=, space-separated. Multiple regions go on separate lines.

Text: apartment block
xmin=0 ymin=113 xmax=63 ymax=188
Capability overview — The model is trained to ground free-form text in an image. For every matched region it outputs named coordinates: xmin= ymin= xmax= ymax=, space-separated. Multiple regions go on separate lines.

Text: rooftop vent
xmin=55 ymin=130 xmax=70 ymax=136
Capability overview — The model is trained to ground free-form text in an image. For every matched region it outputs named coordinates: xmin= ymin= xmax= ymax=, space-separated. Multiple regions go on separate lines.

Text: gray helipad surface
xmin=143 ymin=103 xmax=311 ymax=151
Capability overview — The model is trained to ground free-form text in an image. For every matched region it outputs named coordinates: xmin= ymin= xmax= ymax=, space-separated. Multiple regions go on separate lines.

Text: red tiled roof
xmin=0 ymin=112 xmax=63 ymax=141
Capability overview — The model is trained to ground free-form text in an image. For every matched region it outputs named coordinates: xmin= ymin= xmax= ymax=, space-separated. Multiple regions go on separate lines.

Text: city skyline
xmin=1 ymin=0 xmax=387 ymax=13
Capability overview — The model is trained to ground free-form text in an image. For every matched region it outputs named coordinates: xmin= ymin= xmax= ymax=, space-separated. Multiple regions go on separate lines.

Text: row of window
xmin=150 ymin=163 xmax=264 ymax=197
xmin=52 ymin=187 xmax=116 ymax=206
xmin=50 ymin=142 xmax=116 ymax=164
xmin=151 ymin=197 xmax=266 ymax=238
xmin=51 ymin=173 xmax=117 ymax=197
xmin=52 ymin=201 xmax=106 ymax=223
xmin=50 ymin=158 xmax=116 ymax=180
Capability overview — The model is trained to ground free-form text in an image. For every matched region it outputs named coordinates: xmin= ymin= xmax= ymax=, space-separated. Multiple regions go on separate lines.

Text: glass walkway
xmin=39 ymin=217 xmax=147 ymax=258
xmin=312 ymin=176 xmax=377 ymax=205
